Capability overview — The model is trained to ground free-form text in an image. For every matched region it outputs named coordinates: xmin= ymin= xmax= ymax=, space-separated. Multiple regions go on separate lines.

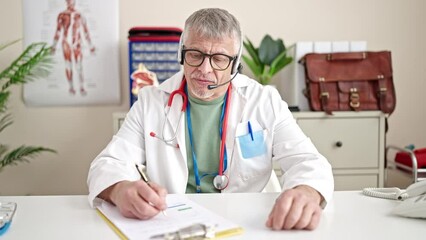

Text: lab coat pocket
xmin=237 ymin=130 xmax=267 ymax=158
xmin=234 ymin=125 xmax=270 ymax=180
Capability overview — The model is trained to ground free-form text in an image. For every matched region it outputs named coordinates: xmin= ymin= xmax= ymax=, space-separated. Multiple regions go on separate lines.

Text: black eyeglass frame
xmin=182 ymin=48 xmax=237 ymax=71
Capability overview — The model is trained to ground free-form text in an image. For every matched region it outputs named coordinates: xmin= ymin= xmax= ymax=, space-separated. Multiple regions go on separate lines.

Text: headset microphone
xmin=207 ymin=64 xmax=242 ymax=90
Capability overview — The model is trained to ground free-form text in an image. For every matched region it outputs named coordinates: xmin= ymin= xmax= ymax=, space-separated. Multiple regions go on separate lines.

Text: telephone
xmin=363 ymin=180 xmax=426 ymax=219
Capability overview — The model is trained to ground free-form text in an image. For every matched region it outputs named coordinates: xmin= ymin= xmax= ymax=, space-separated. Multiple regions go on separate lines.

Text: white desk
xmin=0 ymin=192 xmax=423 ymax=240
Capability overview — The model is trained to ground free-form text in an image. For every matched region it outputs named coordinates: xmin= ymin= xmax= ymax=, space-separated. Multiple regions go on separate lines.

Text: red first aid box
xmin=395 ymin=148 xmax=426 ymax=168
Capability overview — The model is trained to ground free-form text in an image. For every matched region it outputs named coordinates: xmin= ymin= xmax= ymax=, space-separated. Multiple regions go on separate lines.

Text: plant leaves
xmin=0 ymin=41 xmax=56 ymax=171
xmin=0 ymin=145 xmax=56 ymax=169
xmin=242 ymin=34 xmax=292 ymax=84
xmin=243 ymin=38 xmax=261 ymax=66
xmin=0 ymin=42 xmax=53 ymax=91
xmin=269 ymin=51 xmax=293 ymax=76
xmin=0 ymin=113 xmax=13 ymax=133
xmin=242 ymin=55 xmax=262 ymax=77
xmin=0 ymin=91 xmax=10 ymax=113
xmin=258 ymin=35 xmax=285 ymax=65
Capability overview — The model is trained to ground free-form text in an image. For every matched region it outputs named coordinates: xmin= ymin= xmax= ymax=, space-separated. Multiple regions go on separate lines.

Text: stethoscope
xmin=149 ymin=79 xmax=187 ymax=148
xmin=150 ymin=77 xmax=231 ymax=191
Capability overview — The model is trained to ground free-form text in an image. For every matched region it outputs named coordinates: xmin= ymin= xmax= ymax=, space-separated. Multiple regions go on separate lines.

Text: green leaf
xmin=0 ymin=91 xmax=10 ymax=113
xmin=0 ymin=145 xmax=56 ymax=170
xmin=0 ymin=113 xmax=13 ymax=133
xmin=269 ymin=51 xmax=293 ymax=76
xmin=243 ymin=38 xmax=261 ymax=66
xmin=0 ymin=42 xmax=53 ymax=91
xmin=242 ymin=55 xmax=262 ymax=77
xmin=258 ymin=35 xmax=285 ymax=65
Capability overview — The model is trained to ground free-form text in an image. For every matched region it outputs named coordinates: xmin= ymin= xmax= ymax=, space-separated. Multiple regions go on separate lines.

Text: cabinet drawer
xmin=334 ymin=174 xmax=378 ymax=190
xmin=297 ymin=118 xmax=379 ymax=169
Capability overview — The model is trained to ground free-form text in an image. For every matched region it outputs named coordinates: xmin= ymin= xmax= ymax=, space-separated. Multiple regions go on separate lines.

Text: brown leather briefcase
xmin=302 ymin=51 xmax=396 ymax=114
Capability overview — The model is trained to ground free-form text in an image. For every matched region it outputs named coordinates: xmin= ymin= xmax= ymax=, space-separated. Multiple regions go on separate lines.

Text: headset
xmin=177 ymin=31 xmax=243 ymax=76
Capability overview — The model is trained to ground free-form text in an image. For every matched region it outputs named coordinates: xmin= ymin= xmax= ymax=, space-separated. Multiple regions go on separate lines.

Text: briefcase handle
xmin=327 ymin=52 xmax=367 ymax=61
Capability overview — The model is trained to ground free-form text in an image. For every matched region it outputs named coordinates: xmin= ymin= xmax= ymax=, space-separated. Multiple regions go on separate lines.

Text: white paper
xmin=97 ymin=194 xmax=241 ymax=240
xmin=22 ymin=0 xmax=120 ymax=106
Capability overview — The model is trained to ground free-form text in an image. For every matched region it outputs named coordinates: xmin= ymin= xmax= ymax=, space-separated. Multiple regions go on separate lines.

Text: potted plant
xmin=0 ymin=40 xmax=56 ymax=171
xmin=242 ymin=34 xmax=293 ymax=85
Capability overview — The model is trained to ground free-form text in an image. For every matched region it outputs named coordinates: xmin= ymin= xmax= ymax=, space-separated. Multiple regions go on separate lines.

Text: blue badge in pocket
xmin=237 ymin=129 xmax=266 ymax=158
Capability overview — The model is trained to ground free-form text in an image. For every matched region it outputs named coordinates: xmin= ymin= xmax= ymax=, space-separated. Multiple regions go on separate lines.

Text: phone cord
xmin=362 ymin=187 xmax=409 ymax=200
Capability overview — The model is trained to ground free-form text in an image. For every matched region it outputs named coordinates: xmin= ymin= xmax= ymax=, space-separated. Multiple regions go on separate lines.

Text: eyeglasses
xmin=182 ymin=49 xmax=236 ymax=71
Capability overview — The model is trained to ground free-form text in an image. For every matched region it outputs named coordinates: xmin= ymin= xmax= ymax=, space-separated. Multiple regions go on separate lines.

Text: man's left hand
xmin=266 ymin=185 xmax=323 ymax=230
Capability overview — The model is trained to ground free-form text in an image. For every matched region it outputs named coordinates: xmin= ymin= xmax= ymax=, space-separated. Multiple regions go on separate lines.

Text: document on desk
xmin=96 ymin=194 xmax=243 ymax=240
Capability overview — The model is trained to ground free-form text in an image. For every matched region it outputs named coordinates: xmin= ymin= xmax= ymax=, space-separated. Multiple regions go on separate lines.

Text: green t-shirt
xmin=185 ymin=94 xmax=225 ymax=193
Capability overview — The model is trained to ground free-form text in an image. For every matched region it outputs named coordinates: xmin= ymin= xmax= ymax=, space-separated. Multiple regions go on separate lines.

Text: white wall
xmin=0 ymin=0 xmax=425 ymax=195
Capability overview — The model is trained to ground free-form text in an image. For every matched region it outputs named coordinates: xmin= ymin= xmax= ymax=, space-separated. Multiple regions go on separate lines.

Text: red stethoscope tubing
xmin=167 ymin=80 xmax=187 ymax=111
xmin=218 ymin=85 xmax=231 ymax=176
xmin=149 ymin=79 xmax=187 ymax=147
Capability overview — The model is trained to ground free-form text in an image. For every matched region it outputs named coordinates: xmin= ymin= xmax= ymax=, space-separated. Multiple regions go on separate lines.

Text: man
xmin=88 ymin=8 xmax=333 ymax=230
xmin=51 ymin=0 xmax=95 ymax=95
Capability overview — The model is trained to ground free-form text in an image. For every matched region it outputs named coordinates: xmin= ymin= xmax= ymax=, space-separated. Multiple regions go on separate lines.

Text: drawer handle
xmin=335 ymin=141 xmax=343 ymax=147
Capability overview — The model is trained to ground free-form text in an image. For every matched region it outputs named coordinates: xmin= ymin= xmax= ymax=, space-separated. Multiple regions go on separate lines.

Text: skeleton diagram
xmin=51 ymin=0 xmax=95 ymax=95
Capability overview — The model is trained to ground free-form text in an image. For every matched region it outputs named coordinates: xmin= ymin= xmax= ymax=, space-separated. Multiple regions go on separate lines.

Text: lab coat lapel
xmin=225 ymin=80 xmax=247 ymax=168
xmin=159 ymin=72 xmax=187 ymax=163
xmin=166 ymin=96 xmax=187 ymax=160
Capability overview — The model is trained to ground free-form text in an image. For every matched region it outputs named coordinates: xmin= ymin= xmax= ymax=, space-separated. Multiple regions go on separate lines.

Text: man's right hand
xmin=100 ymin=180 xmax=168 ymax=220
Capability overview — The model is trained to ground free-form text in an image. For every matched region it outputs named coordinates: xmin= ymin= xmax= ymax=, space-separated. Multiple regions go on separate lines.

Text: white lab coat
xmin=87 ymin=71 xmax=334 ymax=207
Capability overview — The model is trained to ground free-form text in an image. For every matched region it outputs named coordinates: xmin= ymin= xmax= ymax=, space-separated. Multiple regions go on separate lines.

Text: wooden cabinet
xmin=292 ymin=111 xmax=386 ymax=190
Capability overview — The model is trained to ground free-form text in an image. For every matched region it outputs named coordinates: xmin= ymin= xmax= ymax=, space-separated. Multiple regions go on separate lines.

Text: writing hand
xmin=266 ymin=185 xmax=323 ymax=230
xmin=108 ymin=180 xmax=168 ymax=220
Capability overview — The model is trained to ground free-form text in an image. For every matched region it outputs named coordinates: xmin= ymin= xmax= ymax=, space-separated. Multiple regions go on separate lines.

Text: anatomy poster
xmin=22 ymin=0 xmax=120 ymax=106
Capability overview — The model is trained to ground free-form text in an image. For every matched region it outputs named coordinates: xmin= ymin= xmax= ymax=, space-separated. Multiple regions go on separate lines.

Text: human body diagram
xmin=51 ymin=0 xmax=95 ymax=95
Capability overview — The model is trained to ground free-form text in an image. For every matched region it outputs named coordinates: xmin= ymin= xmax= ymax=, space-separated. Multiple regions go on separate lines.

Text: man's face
xmin=183 ymin=31 xmax=237 ymax=101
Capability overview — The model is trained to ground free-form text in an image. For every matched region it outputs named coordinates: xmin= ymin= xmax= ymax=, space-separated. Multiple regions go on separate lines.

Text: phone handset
xmin=363 ymin=180 xmax=426 ymax=200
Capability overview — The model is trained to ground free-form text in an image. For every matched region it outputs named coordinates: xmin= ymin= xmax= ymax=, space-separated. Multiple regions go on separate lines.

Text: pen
xmin=135 ymin=164 xmax=167 ymax=216
xmin=248 ymin=121 xmax=254 ymax=141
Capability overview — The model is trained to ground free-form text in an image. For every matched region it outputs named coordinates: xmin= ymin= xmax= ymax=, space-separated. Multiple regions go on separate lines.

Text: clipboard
xmin=96 ymin=194 xmax=243 ymax=240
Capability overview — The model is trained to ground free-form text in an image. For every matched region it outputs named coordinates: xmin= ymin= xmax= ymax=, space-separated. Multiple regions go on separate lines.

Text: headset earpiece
xmin=230 ymin=36 xmax=244 ymax=75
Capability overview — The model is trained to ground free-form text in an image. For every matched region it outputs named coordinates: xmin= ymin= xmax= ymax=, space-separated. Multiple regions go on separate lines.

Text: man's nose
xmin=198 ymin=57 xmax=213 ymax=73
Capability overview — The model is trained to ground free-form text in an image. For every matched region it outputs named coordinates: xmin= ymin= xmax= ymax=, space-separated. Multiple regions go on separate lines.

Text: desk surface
xmin=0 ymin=191 xmax=423 ymax=240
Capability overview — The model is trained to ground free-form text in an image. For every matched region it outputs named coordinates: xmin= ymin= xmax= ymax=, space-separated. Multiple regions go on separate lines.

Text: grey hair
xmin=182 ymin=8 xmax=242 ymax=54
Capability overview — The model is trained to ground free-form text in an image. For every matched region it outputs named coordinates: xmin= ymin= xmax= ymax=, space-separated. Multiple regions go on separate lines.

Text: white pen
xmin=135 ymin=164 xmax=167 ymax=216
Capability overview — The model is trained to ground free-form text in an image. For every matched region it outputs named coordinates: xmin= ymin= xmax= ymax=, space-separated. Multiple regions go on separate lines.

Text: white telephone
xmin=363 ymin=180 xmax=426 ymax=219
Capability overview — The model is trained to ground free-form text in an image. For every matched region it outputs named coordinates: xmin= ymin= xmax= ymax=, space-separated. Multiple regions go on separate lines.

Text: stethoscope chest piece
xmin=213 ymin=175 xmax=229 ymax=190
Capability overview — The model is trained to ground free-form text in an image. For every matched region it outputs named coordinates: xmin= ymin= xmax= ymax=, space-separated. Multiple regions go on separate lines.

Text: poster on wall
xmin=22 ymin=0 xmax=120 ymax=106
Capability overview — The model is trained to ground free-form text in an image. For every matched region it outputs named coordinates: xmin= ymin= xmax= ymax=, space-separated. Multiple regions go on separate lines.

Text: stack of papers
xmin=96 ymin=194 xmax=243 ymax=240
